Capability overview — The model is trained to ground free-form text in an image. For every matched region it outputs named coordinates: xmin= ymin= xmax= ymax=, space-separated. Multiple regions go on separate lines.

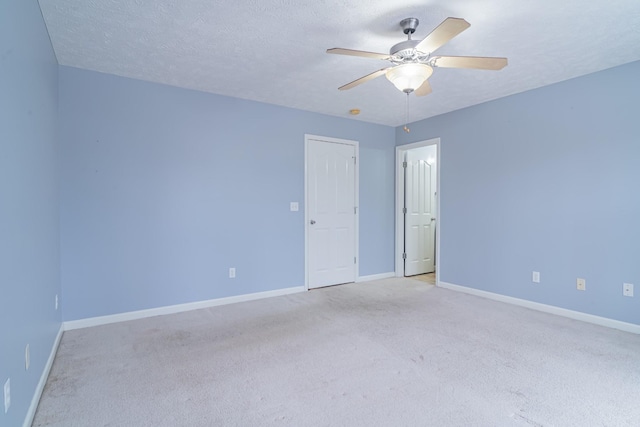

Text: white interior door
xmin=404 ymin=146 xmax=437 ymax=276
xmin=307 ymin=138 xmax=356 ymax=289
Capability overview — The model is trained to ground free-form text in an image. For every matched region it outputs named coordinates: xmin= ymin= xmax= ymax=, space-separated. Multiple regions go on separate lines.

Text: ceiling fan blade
xmin=415 ymin=80 xmax=432 ymax=97
xmin=338 ymin=67 xmax=392 ymax=90
xmin=327 ymin=48 xmax=391 ymax=60
xmin=432 ymin=56 xmax=508 ymax=70
xmin=415 ymin=17 xmax=470 ymax=54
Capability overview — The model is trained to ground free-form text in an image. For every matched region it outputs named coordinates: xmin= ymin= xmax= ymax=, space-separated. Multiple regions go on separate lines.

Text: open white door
xmin=306 ymin=136 xmax=357 ymax=289
xmin=404 ymin=146 xmax=437 ymax=276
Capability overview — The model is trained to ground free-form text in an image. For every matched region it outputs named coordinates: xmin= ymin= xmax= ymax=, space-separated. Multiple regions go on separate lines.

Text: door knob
xmin=431 ymin=218 xmax=436 ymax=221
xmin=310 ymin=220 xmax=316 ymax=225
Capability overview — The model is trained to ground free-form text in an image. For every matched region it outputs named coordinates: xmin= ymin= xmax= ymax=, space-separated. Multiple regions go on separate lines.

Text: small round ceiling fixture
xmin=349 ymin=109 xmax=361 ymax=115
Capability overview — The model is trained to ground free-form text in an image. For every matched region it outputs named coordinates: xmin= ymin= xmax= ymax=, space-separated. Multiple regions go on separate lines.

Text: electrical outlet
xmin=577 ymin=278 xmax=586 ymax=291
xmin=623 ymin=283 xmax=634 ymax=297
xmin=4 ymin=378 xmax=9 ymax=414
xmin=532 ymin=271 xmax=540 ymax=283
xmin=55 ymin=294 xmax=58 ymax=310
xmin=25 ymin=344 xmax=30 ymax=370
xmin=229 ymin=268 xmax=236 ymax=278
xmin=290 ymin=202 xmax=299 ymax=212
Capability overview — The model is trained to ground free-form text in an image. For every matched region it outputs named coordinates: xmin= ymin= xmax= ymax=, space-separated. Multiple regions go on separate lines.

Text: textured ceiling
xmin=39 ymin=0 xmax=640 ymax=127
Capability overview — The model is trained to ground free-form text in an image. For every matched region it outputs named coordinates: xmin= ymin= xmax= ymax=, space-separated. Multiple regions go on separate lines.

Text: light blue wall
xmin=397 ymin=61 xmax=640 ymax=325
xmin=0 ymin=0 xmax=61 ymax=425
xmin=59 ymin=66 xmax=395 ymax=321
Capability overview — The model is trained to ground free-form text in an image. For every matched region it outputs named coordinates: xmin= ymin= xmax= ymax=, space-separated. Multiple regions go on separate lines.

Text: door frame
xmin=304 ymin=134 xmax=359 ymax=291
xmin=395 ymin=138 xmax=440 ymax=283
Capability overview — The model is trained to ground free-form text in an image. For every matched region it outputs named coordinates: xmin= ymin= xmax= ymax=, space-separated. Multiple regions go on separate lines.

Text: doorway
xmin=395 ymin=138 xmax=440 ymax=283
xmin=305 ymin=134 xmax=359 ymax=290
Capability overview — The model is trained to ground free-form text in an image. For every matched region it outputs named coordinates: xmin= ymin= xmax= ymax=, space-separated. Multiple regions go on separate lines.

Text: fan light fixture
xmin=385 ymin=63 xmax=433 ymax=93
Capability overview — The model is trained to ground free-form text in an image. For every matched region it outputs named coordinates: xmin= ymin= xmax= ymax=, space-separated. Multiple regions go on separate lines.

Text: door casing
xmin=395 ymin=138 xmax=440 ymax=282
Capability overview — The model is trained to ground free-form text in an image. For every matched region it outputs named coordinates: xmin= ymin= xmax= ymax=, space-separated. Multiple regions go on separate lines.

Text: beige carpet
xmin=411 ymin=273 xmax=436 ymax=285
xmin=33 ymin=278 xmax=640 ymax=426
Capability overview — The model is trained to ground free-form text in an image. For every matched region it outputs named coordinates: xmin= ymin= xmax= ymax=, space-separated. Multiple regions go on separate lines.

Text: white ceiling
xmin=39 ymin=0 xmax=640 ymax=127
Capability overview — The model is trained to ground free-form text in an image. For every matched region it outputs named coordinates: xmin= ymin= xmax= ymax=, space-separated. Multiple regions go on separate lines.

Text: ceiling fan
xmin=327 ymin=17 xmax=508 ymax=96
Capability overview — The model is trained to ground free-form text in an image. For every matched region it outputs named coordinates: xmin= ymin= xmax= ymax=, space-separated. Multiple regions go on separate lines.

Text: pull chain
xmin=403 ymin=92 xmax=410 ymax=133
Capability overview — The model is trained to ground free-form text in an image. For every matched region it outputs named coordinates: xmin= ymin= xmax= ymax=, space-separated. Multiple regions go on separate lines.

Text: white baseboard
xmin=23 ymin=324 xmax=63 ymax=427
xmin=438 ymin=281 xmax=640 ymax=334
xmin=64 ymin=286 xmax=306 ymax=331
xmin=356 ymin=272 xmax=395 ymax=283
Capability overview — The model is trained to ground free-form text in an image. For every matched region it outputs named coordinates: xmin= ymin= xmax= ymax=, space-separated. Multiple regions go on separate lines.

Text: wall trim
xmin=23 ymin=324 xmax=63 ymax=427
xmin=64 ymin=286 xmax=306 ymax=331
xmin=356 ymin=272 xmax=395 ymax=283
xmin=438 ymin=281 xmax=640 ymax=334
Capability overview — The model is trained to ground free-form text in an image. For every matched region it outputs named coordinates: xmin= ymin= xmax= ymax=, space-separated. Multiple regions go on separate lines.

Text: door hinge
xmin=402 ymin=207 xmax=407 ymax=214
xmin=353 ymin=156 xmax=357 ymax=165
xmin=354 ymin=206 xmax=357 ymax=214
xmin=402 ymin=253 xmax=407 ymax=260
xmin=354 ymin=257 xmax=357 ymax=264
xmin=402 ymin=161 xmax=407 ymax=168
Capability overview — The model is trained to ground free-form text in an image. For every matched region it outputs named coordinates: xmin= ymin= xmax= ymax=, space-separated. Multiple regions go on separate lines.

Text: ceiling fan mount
xmin=399 ymin=17 xmax=420 ymax=35
xmin=392 ymin=18 xmax=429 ymax=61
xmin=327 ymin=16 xmax=508 ymax=95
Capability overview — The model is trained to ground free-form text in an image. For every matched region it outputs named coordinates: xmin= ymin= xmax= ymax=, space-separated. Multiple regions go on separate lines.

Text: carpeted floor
xmin=33 ymin=278 xmax=640 ymax=426
xmin=411 ymin=272 xmax=436 ymax=284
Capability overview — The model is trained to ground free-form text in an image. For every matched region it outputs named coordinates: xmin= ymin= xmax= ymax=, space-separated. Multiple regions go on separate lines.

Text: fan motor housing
xmin=390 ymin=39 xmax=421 ymax=57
